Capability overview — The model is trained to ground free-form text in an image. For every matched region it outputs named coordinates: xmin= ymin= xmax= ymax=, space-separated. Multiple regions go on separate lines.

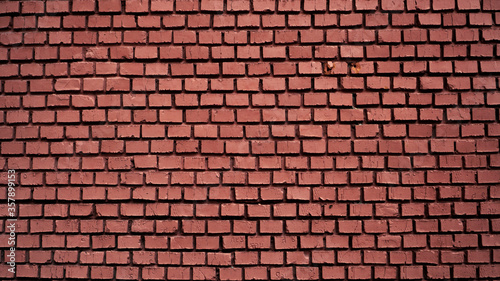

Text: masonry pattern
xmin=0 ymin=0 xmax=499 ymax=280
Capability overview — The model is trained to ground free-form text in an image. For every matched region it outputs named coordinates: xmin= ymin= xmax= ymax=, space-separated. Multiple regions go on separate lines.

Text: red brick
xmin=1 ymin=2 xmax=499 ymax=277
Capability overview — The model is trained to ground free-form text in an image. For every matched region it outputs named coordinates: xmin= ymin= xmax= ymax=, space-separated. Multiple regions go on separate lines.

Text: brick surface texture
xmin=0 ymin=0 xmax=499 ymax=280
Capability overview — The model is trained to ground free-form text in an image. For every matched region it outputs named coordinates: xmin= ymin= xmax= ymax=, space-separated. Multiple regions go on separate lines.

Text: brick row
xmin=2 ymin=92 xmax=500 ymax=107
xmin=4 ymin=264 xmax=500 ymax=280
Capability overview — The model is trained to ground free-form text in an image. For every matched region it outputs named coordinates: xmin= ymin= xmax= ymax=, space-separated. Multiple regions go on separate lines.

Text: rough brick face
xmin=0 ymin=0 xmax=499 ymax=280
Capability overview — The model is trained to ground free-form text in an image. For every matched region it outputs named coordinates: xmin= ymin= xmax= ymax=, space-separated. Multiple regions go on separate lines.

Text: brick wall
xmin=0 ymin=0 xmax=499 ymax=280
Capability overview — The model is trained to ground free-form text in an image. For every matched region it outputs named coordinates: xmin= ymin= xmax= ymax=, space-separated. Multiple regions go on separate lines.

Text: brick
xmin=1 ymin=1 xmax=499 ymax=277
